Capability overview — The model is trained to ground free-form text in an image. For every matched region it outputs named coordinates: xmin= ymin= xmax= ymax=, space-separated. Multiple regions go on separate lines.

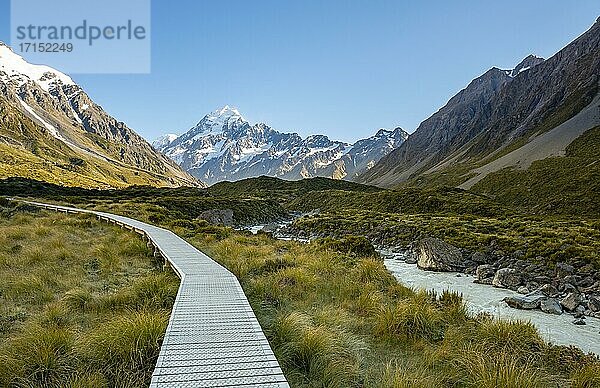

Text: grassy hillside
xmin=0 ymin=97 xmax=195 ymax=188
xmin=208 ymin=176 xmax=382 ymax=202
xmin=0 ymin=178 xmax=288 ymax=225
xmin=289 ymin=186 xmax=505 ymax=217
xmin=473 ymin=126 xmax=600 ymax=216
xmin=0 ymin=203 xmax=179 ymax=387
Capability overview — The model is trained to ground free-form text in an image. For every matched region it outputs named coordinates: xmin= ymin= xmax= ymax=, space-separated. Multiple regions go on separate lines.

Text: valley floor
xmin=3 ymin=191 xmax=600 ymax=387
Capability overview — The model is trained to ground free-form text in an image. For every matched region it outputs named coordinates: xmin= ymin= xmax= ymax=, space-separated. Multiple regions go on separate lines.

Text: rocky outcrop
xmin=540 ymin=298 xmax=563 ymax=315
xmin=560 ymin=293 xmax=583 ymax=312
xmin=416 ymin=238 xmax=465 ymax=272
xmin=475 ymin=264 xmax=496 ymax=284
xmin=198 ymin=209 xmax=234 ymax=226
xmin=503 ymin=294 xmax=545 ymax=310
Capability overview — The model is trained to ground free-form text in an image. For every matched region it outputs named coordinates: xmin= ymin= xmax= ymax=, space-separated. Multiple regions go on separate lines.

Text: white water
xmin=385 ymin=258 xmax=600 ymax=354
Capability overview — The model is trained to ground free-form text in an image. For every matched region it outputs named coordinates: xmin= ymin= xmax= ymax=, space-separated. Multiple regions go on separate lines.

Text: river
xmin=385 ymin=257 xmax=600 ymax=354
xmin=247 ymin=224 xmax=600 ymax=354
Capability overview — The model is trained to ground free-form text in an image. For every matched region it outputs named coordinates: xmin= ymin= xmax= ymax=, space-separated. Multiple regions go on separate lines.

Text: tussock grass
xmin=0 ymin=205 xmax=179 ymax=387
xmin=271 ymin=312 xmax=365 ymax=387
xmin=83 ymin=310 xmax=168 ymax=384
xmin=450 ymin=348 xmax=549 ymax=388
xmin=193 ymin=231 xmax=591 ymax=387
xmin=1 ymin=324 xmax=77 ymax=387
xmin=570 ymin=363 xmax=600 ymax=388
xmin=378 ymin=361 xmax=440 ymax=388
xmin=375 ymin=293 xmax=446 ymax=342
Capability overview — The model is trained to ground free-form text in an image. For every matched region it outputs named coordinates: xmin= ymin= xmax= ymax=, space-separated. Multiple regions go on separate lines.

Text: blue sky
xmin=0 ymin=1 xmax=598 ymax=142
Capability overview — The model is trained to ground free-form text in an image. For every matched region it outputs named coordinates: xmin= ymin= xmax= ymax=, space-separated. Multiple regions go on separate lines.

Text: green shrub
xmin=316 ymin=235 xmax=377 ymax=258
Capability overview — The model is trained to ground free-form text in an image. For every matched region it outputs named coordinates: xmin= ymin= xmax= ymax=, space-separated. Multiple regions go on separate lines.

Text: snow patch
xmin=0 ymin=44 xmax=75 ymax=92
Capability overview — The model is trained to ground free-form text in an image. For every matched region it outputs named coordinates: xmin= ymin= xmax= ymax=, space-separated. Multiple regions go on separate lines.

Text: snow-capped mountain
xmin=154 ymin=106 xmax=408 ymax=185
xmin=0 ymin=42 xmax=200 ymax=188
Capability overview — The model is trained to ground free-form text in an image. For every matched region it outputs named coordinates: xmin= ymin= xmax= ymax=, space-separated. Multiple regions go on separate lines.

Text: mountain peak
xmin=509 ymin=54 xmax=545 ymax=77
xmin=210 ymin=105 xmax=244 ymax=120
xmin=0 ymin=43 xmax=75 ymax=92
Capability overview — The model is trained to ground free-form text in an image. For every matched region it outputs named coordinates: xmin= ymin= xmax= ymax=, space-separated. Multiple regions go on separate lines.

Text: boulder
xmin=261 ymin=222 xmax=281 ymax=233
xmin=538 ymin=283 xmax=560 ymax=298
xmin=476 ymin=264 xmax=496 ymax=284
xmin=416 ymin=238 xmax=465 ymax=272
xmin=574 ymin=305 xmax=586 ymax=318
xmin=588 ymin=296 xmax=600 ymax=312
xmin=578 ymin=276 xmax=595 ymax=288
xmin=517 ymin=286 xmax=530 ymax=295
xmin=540 ymin=298 xmax=562 ymax=315
xmin=405 ymin=251 xmax=417 ymax=264
xmin=492 ymin=268 xmax=522 ymax=289
xmin=198 ymin=209 xmax=234 ymax=226
xmin=503 ymin=294 xmax=545 ymax=310
xmin=471 ymin=251 xmax=489 ymax=264
xmin=572 ymin=318 xmax=586 ymax=325
xmin=555 ymin=262 xmax=574 ymax=278
xmin=560 ymin=293 xmax=583 ymax=312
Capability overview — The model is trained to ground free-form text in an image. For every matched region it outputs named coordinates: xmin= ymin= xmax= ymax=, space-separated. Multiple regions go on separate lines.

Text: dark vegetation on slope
xmin=0 ymin=177 xmax=287 ymax=225
xmin=207 ymin=176 xmax=382 ymax=201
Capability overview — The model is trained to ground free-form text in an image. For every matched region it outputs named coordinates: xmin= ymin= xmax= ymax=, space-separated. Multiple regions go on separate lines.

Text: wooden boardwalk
xmin=21 ymin=201 xmax=289 ymax=388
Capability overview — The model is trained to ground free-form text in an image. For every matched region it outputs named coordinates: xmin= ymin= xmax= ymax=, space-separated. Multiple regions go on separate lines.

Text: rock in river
xmin=476 ymin=264 xmax=496 ymax=284
xmin=416 ymin=238 xmax=464 ymax=272
xmin=503 ymin=294 xmax=545 ymax=310
xmin=492 ymin=268 xmax=522 ymax=289
xmin=540 ymin=298 xmax=563 ymax=315
xmin=560 ymin=293 xmax=583 ymax=312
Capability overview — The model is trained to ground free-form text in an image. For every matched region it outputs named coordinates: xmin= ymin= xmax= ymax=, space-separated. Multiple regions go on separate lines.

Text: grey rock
xmin=416 ymin=238 xmax=465 ymax=272
xmin=588 ymin=296 xmax=600 ymax=312
xmin=538 ymin=283 xmax=560 ymax=298
xmin=573 ymin=318 xmax=586 ymax=325
xmin=578 ymin=276 xmax=595 ymax=288
xmin=562 ymin=283 xmax=577 ymax=294
xmin=555 ymin=262 xmax=575 ymax=278
xmin=404 ymin=251 xmax=417 ymax=264
xmin=492 ymin=268 xmax=522 ymax=289
xmin=560 ymin=293 xmax=583 ymax=312
xmin=574 ymin=305 xmax=586 ymax=318
xmin=198 ymin=209 xmax=234 ymax=226
xmin=517 ymin=286 xmax=530 ymax=295
xmin=504 ymin=294 xmax=545 ymax=310
xmin=540 ymin=298 xmax=562 ymax=315
xmin=471 ymin=252 xmax=489 ymax=264
xmin=476 ymin=264 xmax=496 ymax=282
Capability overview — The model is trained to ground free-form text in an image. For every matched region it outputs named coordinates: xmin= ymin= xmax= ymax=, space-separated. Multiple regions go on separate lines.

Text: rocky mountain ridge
xmin=360 ymin=18 xmax=600 ymax=188
xmin=154 ymin=106 xmax=408 ymax=185
xmin=0 ymin=42 xmax=200 ymax=188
